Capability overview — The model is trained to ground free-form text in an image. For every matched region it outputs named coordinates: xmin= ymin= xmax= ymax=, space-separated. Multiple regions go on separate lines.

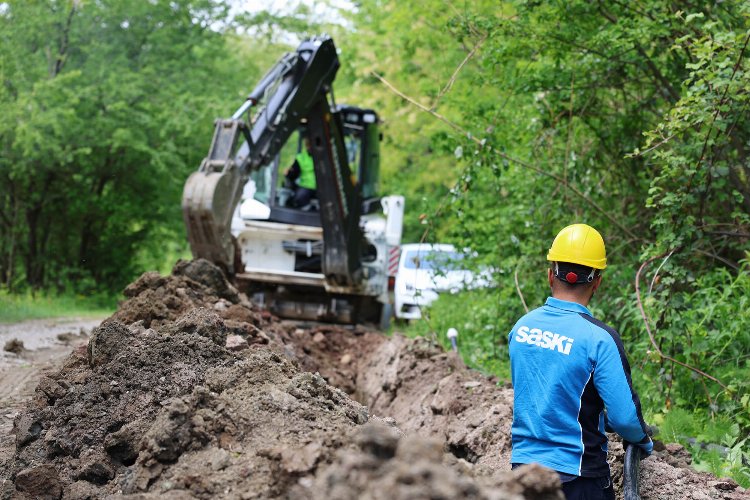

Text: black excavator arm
xmin=182 ymin=36 xmax=363 ymax=286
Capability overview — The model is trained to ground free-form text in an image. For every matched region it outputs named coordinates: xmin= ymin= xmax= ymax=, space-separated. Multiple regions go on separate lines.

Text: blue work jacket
xmin=508 ymin=297 xmax=653 ymax=477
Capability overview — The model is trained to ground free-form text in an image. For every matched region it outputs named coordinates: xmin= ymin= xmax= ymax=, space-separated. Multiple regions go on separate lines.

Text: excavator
xmin=181 ymin=36 xmax=404 ymax=326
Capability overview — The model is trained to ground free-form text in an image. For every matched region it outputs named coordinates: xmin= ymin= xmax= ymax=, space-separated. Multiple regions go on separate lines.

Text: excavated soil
xmin=0 ymin=259 xmax=747 ymax=499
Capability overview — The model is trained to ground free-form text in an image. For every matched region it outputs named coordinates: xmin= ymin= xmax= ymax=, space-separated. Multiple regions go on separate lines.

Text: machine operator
xmin=284 ymin=136 xmax=317 ymax=209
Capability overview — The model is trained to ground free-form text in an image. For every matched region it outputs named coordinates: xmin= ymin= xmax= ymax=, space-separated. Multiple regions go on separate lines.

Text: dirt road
xmin=0 ymin=260 xmax=746 ymax=499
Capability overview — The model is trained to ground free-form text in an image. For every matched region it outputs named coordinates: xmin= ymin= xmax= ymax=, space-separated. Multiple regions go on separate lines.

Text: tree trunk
xmin=5 ymin=201 xmax=18 ymax=290
xmin=25 ymin=203 xmax=42 ymax=289
xmin=78 ymin=171 xmax=110 ymax=279
xmin=24 ymin=171 xmax=56 ymax=289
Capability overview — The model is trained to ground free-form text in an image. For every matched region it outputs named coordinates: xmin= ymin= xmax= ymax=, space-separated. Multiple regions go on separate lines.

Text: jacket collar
xmin=544 ymin=296 xmax=592 ymax=316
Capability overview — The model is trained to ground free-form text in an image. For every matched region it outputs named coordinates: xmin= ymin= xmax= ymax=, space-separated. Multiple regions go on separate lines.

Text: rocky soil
xmin=0 ymin=259 xmax=746 ymax=499
xmin=0 ymin=318 xmax=102 ymax=478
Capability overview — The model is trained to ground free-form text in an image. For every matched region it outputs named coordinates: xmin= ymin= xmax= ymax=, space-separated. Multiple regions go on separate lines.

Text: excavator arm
xmin=182 ymin=36 xmax=363 ymax=285
xmin=306 ymin=98 xmax=362 ymax=287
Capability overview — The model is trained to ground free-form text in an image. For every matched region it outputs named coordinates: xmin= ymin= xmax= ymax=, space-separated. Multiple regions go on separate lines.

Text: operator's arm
xmin=286 ymin=161 xmax=300 ymax=181
xmin=591 ymin=324 xmax=653 ymax=456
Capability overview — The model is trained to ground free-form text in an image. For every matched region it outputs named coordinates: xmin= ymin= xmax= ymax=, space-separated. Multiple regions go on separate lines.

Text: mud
xmin=0 ymin=259 xmax=747 ymax=499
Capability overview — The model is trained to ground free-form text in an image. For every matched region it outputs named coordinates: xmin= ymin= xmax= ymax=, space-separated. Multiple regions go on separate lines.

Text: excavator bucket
xmin=182 ymin=167 xmax=243 ymax=274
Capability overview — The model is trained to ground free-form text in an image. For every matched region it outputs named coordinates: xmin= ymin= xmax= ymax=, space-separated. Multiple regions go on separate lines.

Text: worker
xmin=285 ymin=136 xmax=317 ymax=209
xmin=508 ymin=223 xmax=653 ymax=500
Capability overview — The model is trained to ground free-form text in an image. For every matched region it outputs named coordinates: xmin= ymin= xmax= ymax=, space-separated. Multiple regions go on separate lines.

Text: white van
xmin=394 ymin=243 xmax=476 ymax=320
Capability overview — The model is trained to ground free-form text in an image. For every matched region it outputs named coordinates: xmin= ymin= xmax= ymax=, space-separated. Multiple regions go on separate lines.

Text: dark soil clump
xmin=3 ymin=339 xmax=24 ymax=355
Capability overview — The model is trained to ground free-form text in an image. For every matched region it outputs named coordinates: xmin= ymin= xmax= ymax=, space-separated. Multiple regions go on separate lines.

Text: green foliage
xmin=652 ymin=407 xmax=750 ymax=487
xmin=0 ymin=0 xmax=286 ymax=295
xmin=346 ymin=0 xmax=750 ymax=484
xmin=631 ymin=261 xmax=750 ymax=430
xmin=639 ymin=9 xmax=750 ymax=253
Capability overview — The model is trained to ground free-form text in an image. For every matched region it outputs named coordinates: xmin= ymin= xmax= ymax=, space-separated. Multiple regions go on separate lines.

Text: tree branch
xmin=693 ymin=248 xmax=740 ymax=270
xmin=514 ymin=265 xmax=529 ymax=313
xmin=635 ymin=251 xmax=729 ymax=391
xmin=51 ymin=1 xmax=77 ymax=77
xmin=634 ymin=45 xmax=681 ymax=103
xmin=648 ymin=248 xmax=675 ymax=295
xmin=431 ymin=32 xmax=488 ymax=111
xmin=372 ymin=72 xmax=641 ymax=241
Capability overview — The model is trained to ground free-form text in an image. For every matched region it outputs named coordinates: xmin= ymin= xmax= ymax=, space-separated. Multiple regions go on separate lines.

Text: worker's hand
xmin=639 ymin=437 xmax=654 ymax=457
xmin=636 ymin=423 xmax=658 ymax=457
xmin=624 ymin=436 xmax=653 ymax=458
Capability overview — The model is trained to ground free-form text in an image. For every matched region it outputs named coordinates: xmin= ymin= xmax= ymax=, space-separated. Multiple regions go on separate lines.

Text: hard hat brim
xmin=547 ymin=251 xmax=607 ymax=270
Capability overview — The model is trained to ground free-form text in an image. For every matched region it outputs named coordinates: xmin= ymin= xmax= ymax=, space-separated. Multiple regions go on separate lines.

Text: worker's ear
xmin=591 ymin=274 xmax=602 ymax=292
xmin=548 ymin=268 xmax=554 ymax=288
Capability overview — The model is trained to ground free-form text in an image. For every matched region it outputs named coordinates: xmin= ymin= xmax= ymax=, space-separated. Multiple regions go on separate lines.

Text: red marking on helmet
xmin=566 ymin=272 xmax=578 ymax=284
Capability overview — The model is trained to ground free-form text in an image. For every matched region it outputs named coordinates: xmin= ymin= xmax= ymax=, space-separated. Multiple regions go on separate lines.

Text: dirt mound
xmin=310 ymin=422 xmax=562 ymax=500
xmin=111 ymin=259 xmax=248 ymax=329
xmin=358 ymin=335 xmax=514 ymax=469
xmin=0 ymin=260 xmax=550 ymax=499
xmin=6 ymin=309 xmax=236 ymax=495
xmin=1 ymin=259 xmax=747 ymax=499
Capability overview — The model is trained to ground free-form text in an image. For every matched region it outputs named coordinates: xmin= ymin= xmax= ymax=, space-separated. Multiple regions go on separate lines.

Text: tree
xmin=0 ymin=0 xmax=273 ymax=293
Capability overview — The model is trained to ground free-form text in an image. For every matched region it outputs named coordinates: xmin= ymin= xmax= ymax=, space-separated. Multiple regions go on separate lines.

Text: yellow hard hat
xmin=547 ymin=224 xmax=607 ymax=270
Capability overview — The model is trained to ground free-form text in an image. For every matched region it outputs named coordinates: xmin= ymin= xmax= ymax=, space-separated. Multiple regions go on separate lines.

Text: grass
xmin=0 ymin=290 xmax=116 ymax=324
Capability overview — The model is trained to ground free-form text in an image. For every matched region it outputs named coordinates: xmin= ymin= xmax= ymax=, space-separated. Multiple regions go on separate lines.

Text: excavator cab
xmin=241 ymin=105 xmax=381 ymax=228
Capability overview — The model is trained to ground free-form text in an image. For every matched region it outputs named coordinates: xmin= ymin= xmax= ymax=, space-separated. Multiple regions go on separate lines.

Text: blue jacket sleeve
xmin=593 ymin=333 xmax=653 ymax=455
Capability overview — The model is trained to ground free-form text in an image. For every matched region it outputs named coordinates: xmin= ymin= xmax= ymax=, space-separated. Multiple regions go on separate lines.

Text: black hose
xmin=623 ymin=444 xmax=641 ymax=500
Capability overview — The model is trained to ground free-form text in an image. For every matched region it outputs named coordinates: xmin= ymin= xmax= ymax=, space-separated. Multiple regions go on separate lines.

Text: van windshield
xmin=404 ymin=250 xmax=465 ymax=270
